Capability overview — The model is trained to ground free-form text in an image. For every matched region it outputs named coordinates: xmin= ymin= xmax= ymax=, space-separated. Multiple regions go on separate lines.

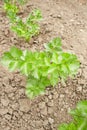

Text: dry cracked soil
xmin=0 ymin=0 xmax=87 ymax=130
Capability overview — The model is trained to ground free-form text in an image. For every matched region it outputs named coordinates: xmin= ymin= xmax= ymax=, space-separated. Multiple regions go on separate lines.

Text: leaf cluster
xmin=4 ymin=0 xmax=28 ymax=5
xmin=1 ymin=38 xmax=80 ymax=98
xmin=58 ymin=100 xmax=87 ymax=130
xmin=4 ymin=1 xmax=42 ymax=41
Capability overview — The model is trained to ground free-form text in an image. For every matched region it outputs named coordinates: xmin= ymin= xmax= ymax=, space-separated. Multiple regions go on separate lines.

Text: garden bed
xmin=0 ymin=0 xmax=87 ymax=130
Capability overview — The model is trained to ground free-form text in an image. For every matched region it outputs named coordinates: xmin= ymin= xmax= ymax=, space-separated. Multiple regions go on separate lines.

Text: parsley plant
xmin=1 ymin=38 xmax=80 ymax=98
xmin=58 ymin=100 xmax=87 ymax=130
xmin=4 ymin=2 xmax=42 ymax=41
xmin=4 ymin=0 xmax=27 ymax=5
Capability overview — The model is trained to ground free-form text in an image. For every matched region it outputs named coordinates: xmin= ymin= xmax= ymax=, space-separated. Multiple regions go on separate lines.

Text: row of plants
xmin=1 ymin=0 xmax=80 ymax=98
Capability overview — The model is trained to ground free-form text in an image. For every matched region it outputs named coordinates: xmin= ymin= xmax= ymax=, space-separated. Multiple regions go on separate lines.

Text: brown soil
xmin=0 ymin=0 xmax=87 ymax=130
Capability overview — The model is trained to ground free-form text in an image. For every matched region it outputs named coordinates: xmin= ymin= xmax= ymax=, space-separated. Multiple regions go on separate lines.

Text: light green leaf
xmin=20 ymin=62 xmax=30 ymax=76
xmin=69 ymin=62 xmax=80 ymax=72
xmin=1 ymin=52 xmax=13 ymax=66
xmin=49 ymin=70 xmax=59 ymax=86
xmin=26 ymin=78 xmax=45 ymax=98
xmin=58 ymin=123 xmax=68 ymax=130
xmin=10 ymin=46 xmax=23 ymax=59
xmin=32 ymin=69 xmax=39 ymax=79
xmin=45 ymin=37 xmax=62 ymax=53
xmin=9 ymin=60 xmax=19 ymax=71
xmin=77 ymin=100 xmax=87 ymax=117
xmin=48 ymin=64 xmax=57 ymax=73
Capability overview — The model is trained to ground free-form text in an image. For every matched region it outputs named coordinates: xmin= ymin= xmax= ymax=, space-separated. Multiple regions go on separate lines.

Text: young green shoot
xmin=1 ymin=38 xmax=80 ymax=98
xmin=58 ymin=100 xmax=87 ymax=130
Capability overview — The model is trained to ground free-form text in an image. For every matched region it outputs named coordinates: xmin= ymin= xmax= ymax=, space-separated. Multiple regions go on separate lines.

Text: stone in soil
xmin=19 ymin=98 xmax=31 ymax=112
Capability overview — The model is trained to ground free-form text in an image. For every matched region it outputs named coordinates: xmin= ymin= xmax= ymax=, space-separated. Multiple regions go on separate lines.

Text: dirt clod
xmin=19 ymin=99 xmax=31 ymax=112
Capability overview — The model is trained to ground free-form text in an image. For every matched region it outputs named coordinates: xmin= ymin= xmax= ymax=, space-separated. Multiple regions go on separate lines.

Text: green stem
xmin=78 ymin=118 xmax=87 ymax=130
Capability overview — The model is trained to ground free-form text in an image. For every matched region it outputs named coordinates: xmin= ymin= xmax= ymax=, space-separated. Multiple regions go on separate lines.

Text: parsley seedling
xmin=58 ymin=100 xmax=87 ymax=130
xmin=1 ymin=38 xmax=80 ymax=98
xmin=4 ymin=1 xmax=42 ymax=41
